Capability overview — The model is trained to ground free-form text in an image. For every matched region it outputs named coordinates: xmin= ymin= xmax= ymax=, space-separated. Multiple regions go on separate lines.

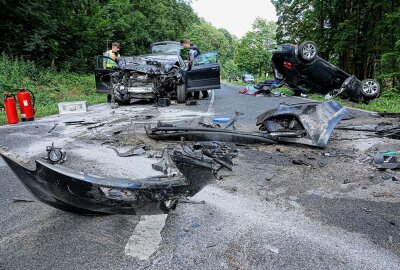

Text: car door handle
xmin=211 ymin=67 xmax=219 ymax=71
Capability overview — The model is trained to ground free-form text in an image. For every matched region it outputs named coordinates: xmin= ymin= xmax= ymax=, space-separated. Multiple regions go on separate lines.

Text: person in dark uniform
xmin=180 ymin=39 xmax=209 ymax=99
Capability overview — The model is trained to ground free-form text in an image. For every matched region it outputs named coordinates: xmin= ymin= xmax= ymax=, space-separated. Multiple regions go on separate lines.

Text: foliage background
xmin=0 ymin=0 xmax=398 ymax=120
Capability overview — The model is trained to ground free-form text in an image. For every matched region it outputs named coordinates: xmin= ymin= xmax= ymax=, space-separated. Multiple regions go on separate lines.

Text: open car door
xmin=186 ymin=51 xmax=221 ymax=91
xmin=94 ymin=56 xmax=118 ymax=93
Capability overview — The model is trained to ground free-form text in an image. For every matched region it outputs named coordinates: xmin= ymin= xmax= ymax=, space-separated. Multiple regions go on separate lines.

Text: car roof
xmin=151 ymin=41 xmax=180 ymax=46
xmin=150 ymin=41 xmax=199 ymax=49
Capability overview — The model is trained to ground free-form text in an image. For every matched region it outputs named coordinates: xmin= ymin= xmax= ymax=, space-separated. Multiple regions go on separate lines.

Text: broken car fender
xmin=256 ymin=101 xmax=349 ymax=148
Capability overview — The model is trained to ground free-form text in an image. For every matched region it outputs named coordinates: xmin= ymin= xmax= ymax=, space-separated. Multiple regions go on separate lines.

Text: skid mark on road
xmin=124 ymin=214 xmax=168 ymax=260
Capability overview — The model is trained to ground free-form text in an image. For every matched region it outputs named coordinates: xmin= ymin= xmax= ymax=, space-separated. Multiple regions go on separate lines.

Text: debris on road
xmin=373 ymin=151 xmax=400 ymax=170
xmin=186 ymin=100 xmax=197 ymax=106
xmin=157 ymin=98 xmax=171 ymax=107
xmin=171 ymin=142 xmax=238 ymax=173
xmin=12 ymin=198 xmax=35 ymax=203
xmin=292 ymin=159 xmax=312 ymax=167
xmin=257 ymin=101 xmax=349 ymax=148
xmin=199 ymin=121 xmax=221 ymax=128
xmin=45 ymin=143 xmax=66 ymax=164
xmin=0 ymin=143 xmax=218 ymax=215
xmin=224 ymin=111 xmax=244 ymax=131
xmin=337 ymin=123 xmax=400 ymax=140
xmin=112 ymin=145 xmax=147 ymax=157
xmin=47 ymin=123 xmax=59 ymax=133
xmin=58 ymin=101 xmax=87 ymax=115
xmin=146 ymin=126 xmax=277 ymax=144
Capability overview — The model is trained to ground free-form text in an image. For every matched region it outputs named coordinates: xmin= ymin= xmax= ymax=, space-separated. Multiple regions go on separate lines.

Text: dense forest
xmin=1 ymin=0 xmax=398 ymax=89
xmin=0 ymin=0 xmax=200 ymax=72
xmin=272 ymin=0 xmax=400 ymax=90
xmin=0 ymin=0 xmax=276 ymax=78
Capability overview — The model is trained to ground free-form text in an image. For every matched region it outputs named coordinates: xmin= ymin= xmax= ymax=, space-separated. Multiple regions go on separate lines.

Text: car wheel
xmin=117 ymin=98 xmax=131 ymax=106
xmin=293 ymin=89 xmax=303 ymax=96
xmin=299 ymin=41 xmax=317 ymax=62
xmin=177 ymin=83 xmax=186 ymax=103
xmin=360 ymin=79 xmax=380 ymax=98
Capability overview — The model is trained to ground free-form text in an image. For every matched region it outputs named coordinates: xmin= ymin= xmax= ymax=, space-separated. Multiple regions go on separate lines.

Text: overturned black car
xmin=95 ymin=42 xmax=221 ymax=104
xmin=271 ymin=41 xmax=381 ymax=102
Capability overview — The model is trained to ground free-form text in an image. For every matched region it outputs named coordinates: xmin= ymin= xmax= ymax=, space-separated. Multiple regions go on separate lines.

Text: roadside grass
xmin=0 ymin=55 xmax=105 ymax=125
xmin=226 ymin=79 xmax=400 ymax=113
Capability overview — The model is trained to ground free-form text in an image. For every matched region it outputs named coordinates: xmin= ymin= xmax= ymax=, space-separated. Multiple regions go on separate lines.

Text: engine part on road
xmin=46 ymin=143 xmax=66 ymax=164
xmin=171 ymin=142 xmax=238 ymax=173
xmin=145 ymin=126 xmax=277 ymax=145
xmin=373 ymin=151 xmax=400 ymax=170
xmin=256 ymin=101 xmax=349 ymax=148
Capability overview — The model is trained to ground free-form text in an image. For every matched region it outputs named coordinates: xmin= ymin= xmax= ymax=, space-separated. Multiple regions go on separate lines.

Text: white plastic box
xmin=58 ymin=101 xmax=88 ymax=115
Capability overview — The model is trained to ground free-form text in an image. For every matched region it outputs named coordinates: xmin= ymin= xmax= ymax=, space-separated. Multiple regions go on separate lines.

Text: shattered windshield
xmin=151 ymin=43 xmax=181 ymax=54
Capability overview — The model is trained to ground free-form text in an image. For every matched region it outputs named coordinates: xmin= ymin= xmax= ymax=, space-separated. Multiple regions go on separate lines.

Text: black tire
xmin=117 ymin=100 xmax=130 ymax=106
xmin=298 ymin=41 xmax=318 ymax=62
xmin=107 ymin=94 xmax=112 ymax=103
xmin=293 ymin=89 xmax=303 ymax=96
xmin=177 ymin=83 xmax=186 ymax=103
xmin=360 ymin=79 xmax=380 ymax=98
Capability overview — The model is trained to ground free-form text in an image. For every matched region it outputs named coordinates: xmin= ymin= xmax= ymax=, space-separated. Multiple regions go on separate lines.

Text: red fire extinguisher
xmin=3 ymin=93 xmax=19 ymax=125
xmin=17 ymin=88 xmax=36 ymax=121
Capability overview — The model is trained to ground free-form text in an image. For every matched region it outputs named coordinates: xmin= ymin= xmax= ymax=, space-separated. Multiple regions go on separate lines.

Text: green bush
xmin=0 ymin=55 xmax=104 ymax=125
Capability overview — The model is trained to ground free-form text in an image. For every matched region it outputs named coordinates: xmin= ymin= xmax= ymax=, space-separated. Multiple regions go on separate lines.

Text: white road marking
xmin=124 ymin=214 xmax=168 ymax=260
xmin=207 ymin=90 xmax=215 ymax=115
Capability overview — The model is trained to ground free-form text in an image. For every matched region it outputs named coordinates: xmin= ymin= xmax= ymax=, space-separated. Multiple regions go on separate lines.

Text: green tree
xmin=234 ymin=18 xmax=276 ymax=77
xmin=0 ymin=0 xmax=200 ymax=72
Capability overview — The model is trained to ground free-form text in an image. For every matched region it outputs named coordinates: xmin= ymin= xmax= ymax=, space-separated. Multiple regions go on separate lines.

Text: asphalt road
xmin=1 ymin=83 xmax=399 ymax=270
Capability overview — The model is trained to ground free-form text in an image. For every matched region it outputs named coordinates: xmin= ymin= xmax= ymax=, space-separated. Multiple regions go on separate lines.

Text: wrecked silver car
xmin=95 ymin=50 xmax=221 ymax=104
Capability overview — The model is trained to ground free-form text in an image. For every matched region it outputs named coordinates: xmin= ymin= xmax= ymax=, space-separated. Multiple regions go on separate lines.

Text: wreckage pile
xmin=0 ymin=101 xmax=369 ymax=216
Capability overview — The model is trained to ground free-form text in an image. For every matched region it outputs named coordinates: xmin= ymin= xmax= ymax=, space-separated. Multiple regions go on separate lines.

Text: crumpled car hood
xmin=117 ymin=54 xmax=181 ymax=74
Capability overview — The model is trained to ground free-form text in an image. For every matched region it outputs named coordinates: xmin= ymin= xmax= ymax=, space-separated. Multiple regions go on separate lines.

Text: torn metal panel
xmin=256 ymin=101 xmax=349 ymax=148
xmin=0 ymin=148 xmax=214 ymax=215
xmin=145 ymin=126 xmax=277 ymax=145
xmin=111 ymin=145 xmax=147 ymax=157
xmin=337 ymin=124 xmax=400 ymax=140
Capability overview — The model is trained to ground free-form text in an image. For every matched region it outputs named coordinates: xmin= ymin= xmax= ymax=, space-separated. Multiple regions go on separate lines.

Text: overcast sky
xmin=191 ymin=0 xmax=277 ymax=38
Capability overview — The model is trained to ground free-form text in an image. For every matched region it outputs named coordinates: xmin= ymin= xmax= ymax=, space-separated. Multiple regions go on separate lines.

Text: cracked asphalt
xmin=0 ymin=83 xmax=399 ymax=270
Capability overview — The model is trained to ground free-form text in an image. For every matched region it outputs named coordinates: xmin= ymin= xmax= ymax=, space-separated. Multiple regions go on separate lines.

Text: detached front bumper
xmin=0 ymin=148 xmax=213 ymax=215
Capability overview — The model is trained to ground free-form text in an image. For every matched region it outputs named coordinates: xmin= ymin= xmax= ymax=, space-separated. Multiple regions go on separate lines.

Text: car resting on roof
xmin=270 ymin=41 xmax=381 ymax=103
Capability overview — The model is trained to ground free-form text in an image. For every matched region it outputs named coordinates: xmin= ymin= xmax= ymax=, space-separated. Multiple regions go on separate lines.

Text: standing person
xmin=180 ymin=39 xmax=209 ymax=99
xmin=180 ymin=39 xmax=191 ymax=62
xmin=180 ymin=39 xmax=195 ymax=99
xmin=189 ymin=45 xmax=209 ymax=99
xmin=103 ymin=42 xmax=121 ymax=69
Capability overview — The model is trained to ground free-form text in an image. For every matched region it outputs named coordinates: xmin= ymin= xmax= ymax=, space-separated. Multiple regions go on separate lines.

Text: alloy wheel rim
xmin=302 ymin=44 xmax=316 ymax=60
xmin=362 ymin=80 xmax=379 ymax=94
